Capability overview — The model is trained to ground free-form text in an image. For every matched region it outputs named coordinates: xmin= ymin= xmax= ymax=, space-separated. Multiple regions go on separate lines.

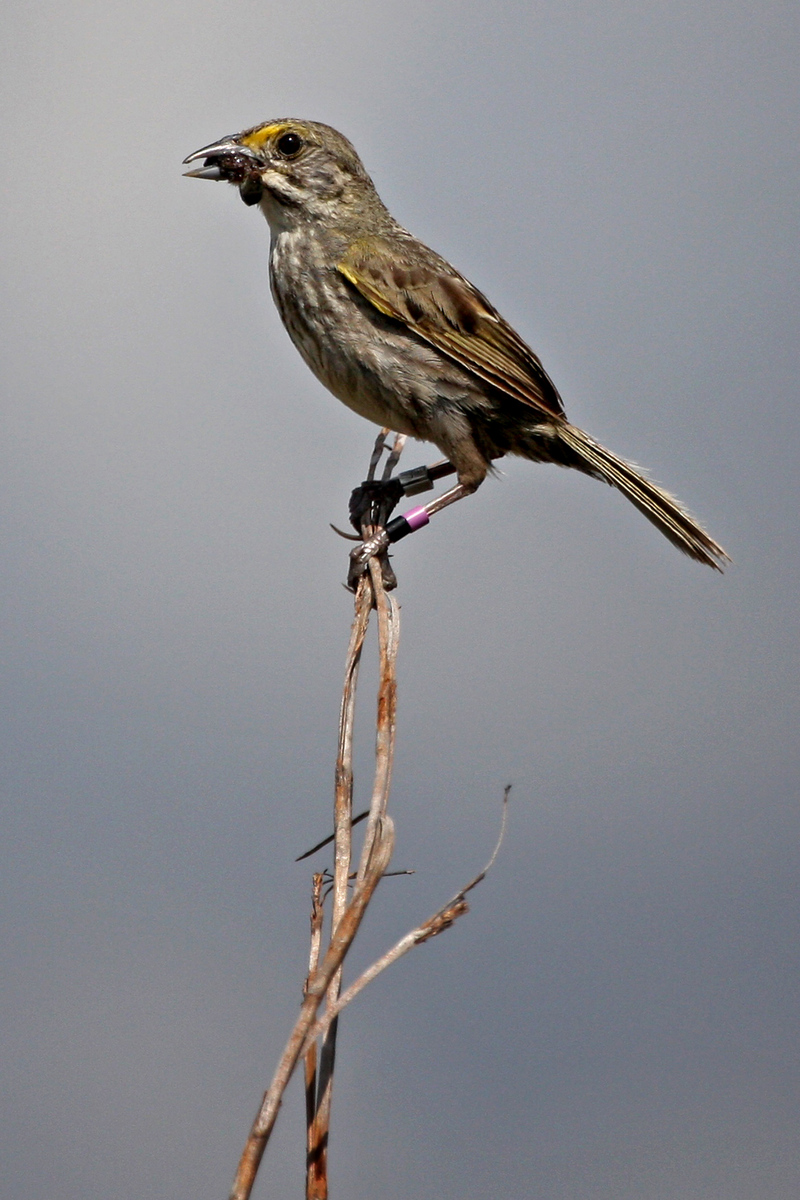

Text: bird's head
xmin=183 ymin=119 xmax=383 ymax=232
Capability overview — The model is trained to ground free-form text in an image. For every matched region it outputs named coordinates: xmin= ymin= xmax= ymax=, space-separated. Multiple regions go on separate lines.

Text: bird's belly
xmin=281 ymin=298 xmax=406 ymax=429
xmin=269 ymin=242 xmax=483 ymax=441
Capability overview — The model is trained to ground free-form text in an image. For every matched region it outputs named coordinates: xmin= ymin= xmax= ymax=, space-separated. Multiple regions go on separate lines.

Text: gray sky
xmin=2 ymin=1 xmax=798 ymax=1197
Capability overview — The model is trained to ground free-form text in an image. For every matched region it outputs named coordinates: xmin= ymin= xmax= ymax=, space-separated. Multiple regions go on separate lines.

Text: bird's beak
xmin=182 ymin=137 xmax=261 ymax=182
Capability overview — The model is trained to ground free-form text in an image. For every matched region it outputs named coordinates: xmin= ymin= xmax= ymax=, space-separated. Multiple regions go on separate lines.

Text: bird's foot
xmin=345 ymin=460 xmax=460 ymax=591
xmin=348 ymin=478 xmax=404 ymax=532
xmin=347 ymin=529 xmax=395 ymax=591
xmin=348 ymin=460 xmax=457 ymax=532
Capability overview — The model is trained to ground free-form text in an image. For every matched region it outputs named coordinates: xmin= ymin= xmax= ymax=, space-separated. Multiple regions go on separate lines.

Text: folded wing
xmin=338 ymin=238 xmax=565 ymax=420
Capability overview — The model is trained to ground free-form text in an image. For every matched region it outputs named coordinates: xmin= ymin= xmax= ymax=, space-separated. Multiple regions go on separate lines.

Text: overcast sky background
xmin=2 ymin=2 xmax=798 ymax=1197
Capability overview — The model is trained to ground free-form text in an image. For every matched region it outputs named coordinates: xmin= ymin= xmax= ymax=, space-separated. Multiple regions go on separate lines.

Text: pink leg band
xmin=403 ymin=506 xmax=430 ymax=531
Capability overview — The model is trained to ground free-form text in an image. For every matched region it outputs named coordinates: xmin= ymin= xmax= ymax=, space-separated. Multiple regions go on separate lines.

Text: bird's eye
xmin=277 ymin=131 xmax=303 ymax=158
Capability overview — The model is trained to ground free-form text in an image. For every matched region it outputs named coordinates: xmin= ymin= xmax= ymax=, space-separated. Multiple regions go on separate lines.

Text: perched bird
xmin=184 ymin=119 xmax=727 ymax=569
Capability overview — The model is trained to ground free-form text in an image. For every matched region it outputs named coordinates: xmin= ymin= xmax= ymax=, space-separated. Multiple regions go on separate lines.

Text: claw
xmin=330 ymin=523 xmax=361 ymax=541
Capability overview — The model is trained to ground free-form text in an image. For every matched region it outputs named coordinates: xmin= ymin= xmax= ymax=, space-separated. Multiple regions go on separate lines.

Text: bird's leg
xmin=347 ymin=477 xmax=473 ymax=589
xmin=348 ymin=458 xmax=456 ymax=531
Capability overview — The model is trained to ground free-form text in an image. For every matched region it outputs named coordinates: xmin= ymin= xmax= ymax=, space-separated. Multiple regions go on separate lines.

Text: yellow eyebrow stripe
xmin=241 ymin=123 xmax=290 ymax=150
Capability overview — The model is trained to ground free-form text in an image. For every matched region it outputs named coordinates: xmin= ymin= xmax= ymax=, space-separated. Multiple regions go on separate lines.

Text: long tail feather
xmin=556 ymin=424 xmax=729 ymax=570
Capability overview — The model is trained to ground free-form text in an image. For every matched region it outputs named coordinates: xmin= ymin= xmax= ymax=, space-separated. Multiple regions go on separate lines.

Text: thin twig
xmin=233 ymin=436 xmax=404 ymax=1200
xmin=300 ymin=787 xmax=511 ymax=1054
xmin=295 ymin=811 xmax=370 ymax=863
xmin=304 ymin=873 xmax=325 ymax=1195
xmin=310 ymin=525 xmax=401 ymax=1189
xmin=229 ymin=821 xmax=395 ymax=1200
xmin=355 ymin=558 xmax=400 ymax=883
xmin=228 ymin=433 xmax=505 ymax=1200
xmin=307 ymin=572 xmax=373 ymax=1196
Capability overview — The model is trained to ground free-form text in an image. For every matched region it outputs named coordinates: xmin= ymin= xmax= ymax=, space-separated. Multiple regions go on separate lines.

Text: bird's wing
xmin=337 ymin=238 xmax=565 ymax=419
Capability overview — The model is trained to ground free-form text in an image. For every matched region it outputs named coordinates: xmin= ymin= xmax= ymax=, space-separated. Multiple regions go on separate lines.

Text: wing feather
xmin=337 ymin=239 xmax=565 ymax=419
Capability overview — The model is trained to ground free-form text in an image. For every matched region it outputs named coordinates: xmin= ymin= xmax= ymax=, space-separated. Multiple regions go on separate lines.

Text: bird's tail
xmin=554 ymin=423 xmax=729 ymax=570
